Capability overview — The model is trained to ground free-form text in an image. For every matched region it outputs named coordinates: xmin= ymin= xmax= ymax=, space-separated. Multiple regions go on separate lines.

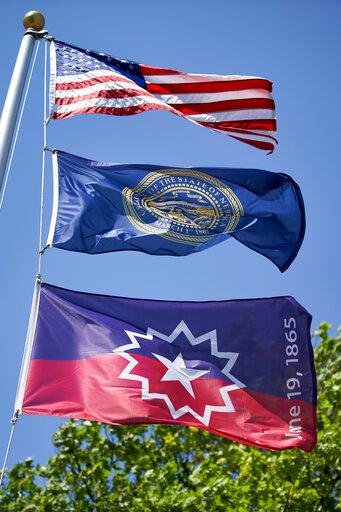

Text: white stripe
xmin=144 ymin=73 xmax=266 ymax=84
xmin=54 ymin=95 xmax=175 ymax=114
xmin=209 ymin=127 xmax=276 ymax=138
xmin=56 ymin=68 xmax=128 ymax=84
xmin=55 ymin=79 xmax=145 ymax=99
xmin=187 ymin=109 xmax=275 ymax=123
xmin=219 ymin=129 xmax=276 ymax=145
xmin=46 ymin=152 xmax=60 ymax=247
xmin=229 ymin=128 xmax=276 ymax=137
xmin=154 ymin=88 xmax=272 ymax=105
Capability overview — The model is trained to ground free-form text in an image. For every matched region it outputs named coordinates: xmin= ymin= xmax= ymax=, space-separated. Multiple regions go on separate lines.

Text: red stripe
xmin=201 ymin=123 xmax=278 ymax=143
xmin=55 ymin=88 xmax=152 ymax=106
xmin=140 ymin=64 xmax=182 ymax=75
xmin=227 ymin=134 xmax=274 ymax=151
xmin=202 ymin=119 xmax=277 ymax=131
xmin=169 ymin=98 xmax=275 ymax=115
xmin=146 ymin=78 xmax=273 ymax=94
xmin=218 ymin=126 xmax=277 ymax=143
xmin=53 ymin=102 xmax=176 ymax=120
xmin=56 ymin=74 xmax=136 ymax=91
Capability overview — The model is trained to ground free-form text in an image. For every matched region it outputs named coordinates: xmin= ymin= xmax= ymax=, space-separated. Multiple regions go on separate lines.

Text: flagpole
xmin=0 ymin=11 xmax=47 ymax=198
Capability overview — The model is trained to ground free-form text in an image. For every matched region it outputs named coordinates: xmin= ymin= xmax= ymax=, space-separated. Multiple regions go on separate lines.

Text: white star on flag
xmin=152 ymin=352 xmax=209 ymax=397
xmin=113 ymin=321 xmax=245 ymax=426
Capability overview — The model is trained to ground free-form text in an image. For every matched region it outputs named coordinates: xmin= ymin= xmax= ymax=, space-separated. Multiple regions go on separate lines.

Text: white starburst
xmin=114 ymin=321 xmax=245 ymax=426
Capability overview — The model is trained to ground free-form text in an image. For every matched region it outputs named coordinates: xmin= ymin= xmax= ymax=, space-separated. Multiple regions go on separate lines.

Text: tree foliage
xmin=0 ymin=323 xmax=340 ymax=511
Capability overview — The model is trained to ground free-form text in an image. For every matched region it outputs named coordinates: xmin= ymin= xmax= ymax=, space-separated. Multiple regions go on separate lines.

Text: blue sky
xmin=0 ymin=0 xmax=340 ymax=467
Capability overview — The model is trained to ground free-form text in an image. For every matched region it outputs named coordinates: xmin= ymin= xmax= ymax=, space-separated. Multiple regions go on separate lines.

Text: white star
xmin=114 ymin=322 xmax=245 ymax=426
xmin=153 ymin=352 xmax=209 ymax=397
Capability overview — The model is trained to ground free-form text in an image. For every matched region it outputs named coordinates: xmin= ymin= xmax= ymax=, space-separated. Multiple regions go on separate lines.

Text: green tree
xmin=0 ymin=323 xmax=340 ymax=511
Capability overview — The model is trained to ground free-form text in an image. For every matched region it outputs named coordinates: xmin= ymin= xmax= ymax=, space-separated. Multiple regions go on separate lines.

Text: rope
xmin=0 ymin=40 xmax=41 ymax=210
xmin=0 ymin=412 xmax=19 ymax=488
xmin=0 ymin=39 xmax=48 ymax=489
xmin=38 ymin=40 xmax=48 ymax=276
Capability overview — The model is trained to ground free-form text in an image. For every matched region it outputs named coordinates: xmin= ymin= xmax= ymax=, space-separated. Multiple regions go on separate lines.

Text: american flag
xmin=50 ymin=40 xmax=277 ymax=152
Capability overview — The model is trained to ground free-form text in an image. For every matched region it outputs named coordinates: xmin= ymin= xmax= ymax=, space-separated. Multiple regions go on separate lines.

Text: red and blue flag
xmin=18 ymin=283 xmax=317 ymax=451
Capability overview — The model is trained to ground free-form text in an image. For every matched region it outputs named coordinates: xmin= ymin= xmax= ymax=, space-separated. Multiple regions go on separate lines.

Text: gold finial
xmin=23 ymin=11 xmax=45 ymax=31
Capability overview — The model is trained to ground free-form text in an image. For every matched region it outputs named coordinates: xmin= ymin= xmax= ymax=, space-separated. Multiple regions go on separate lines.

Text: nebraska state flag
xmin=16 ymin=283 xmax=317 ymax=451
xmin=47 ymin=150 xmax=306 ymax=272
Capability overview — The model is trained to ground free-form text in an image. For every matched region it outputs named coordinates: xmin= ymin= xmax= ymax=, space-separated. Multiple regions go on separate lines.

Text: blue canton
xmin=54 ymin=40 xmax=146 ymax=88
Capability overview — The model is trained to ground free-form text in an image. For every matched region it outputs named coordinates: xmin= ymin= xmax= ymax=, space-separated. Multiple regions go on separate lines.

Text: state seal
xmin=123 ymin=169 xmax=243 ymax=244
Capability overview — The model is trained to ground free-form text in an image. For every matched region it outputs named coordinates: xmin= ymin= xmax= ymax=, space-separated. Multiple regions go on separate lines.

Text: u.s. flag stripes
xmin=50 ymin=40 xmax=277 ymax=152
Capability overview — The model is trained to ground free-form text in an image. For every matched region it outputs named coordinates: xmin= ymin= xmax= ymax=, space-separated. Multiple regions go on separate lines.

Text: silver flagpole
xmin=0 ymin=11 xmax=47 ymax=197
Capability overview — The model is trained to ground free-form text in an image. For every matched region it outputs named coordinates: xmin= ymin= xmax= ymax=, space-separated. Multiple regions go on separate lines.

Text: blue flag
xmin=47 ymin=151 xmax=305 ymax=271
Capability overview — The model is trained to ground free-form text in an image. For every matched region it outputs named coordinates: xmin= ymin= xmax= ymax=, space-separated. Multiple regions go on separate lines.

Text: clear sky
xmin=0 ymin=0 xmax=340 ymax=468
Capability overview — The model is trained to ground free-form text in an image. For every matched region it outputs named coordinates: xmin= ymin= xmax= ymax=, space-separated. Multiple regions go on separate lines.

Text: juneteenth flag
xmin=16 ymin=283 xmax=317 ymax=451
xmin=46 ymin=150 xmax=305 ymax=272
xmin=50 ymin=40 xmax=277 ymax=152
